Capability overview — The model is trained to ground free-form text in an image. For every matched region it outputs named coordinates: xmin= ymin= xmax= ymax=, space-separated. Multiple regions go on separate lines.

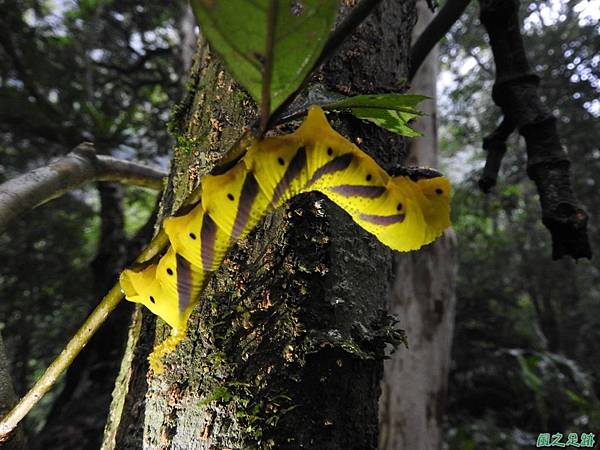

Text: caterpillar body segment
xmin=201 ymin=160 xmax=272 ymax=243
xmin=155 ymin=247 xmax=205 ymax=320
xmin=359 ymin=177 xmax=427 ymax=252
xmin=163 ymin=202 xmax=231 ymax=274
xmin=120 ymin=106 xmax=452 ymax=372
xmin=244 ymin=134 xmax=311 ymax=208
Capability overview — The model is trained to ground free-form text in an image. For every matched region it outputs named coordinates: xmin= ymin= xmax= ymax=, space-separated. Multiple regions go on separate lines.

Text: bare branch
xmin=468 ymin=47 xmax=493 ymax=76
xmin=478 ymin=116 xmax=515 ymax=193
xmin=478 ymin=0 xmax=591 ymax=260
xmin=409 ymin=0 xmax=471 ymax=81
xmin=0 ymin=142 xmax=166 ymax=233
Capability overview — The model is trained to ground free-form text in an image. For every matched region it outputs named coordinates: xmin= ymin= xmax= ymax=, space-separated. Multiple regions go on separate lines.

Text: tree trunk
xmin=379 ymin=2 xmax=458 ymax=449
xmin=102 ymin=2 xmax=419 ymax=449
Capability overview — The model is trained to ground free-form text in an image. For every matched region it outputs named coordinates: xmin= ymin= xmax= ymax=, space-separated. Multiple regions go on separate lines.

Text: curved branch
xmin=0 ymin=230 xmax=170 ymax=444
xmin=409 ymin=0 xmax=471 ymax=81
xmin=479 ymin=0 xmax=591 ymax=259
xmin=0 ymin=142 xmax=166 ymax=233
xmin=478 ymin=116 xmax=515 ymax=193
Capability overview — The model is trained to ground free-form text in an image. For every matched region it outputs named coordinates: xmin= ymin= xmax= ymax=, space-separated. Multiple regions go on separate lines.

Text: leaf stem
xmin=259 ymin=0 xmax=278 ymax=135
xmin=409 ymin=0 xmax=471 ymax=81
xmin=267 ymin=0 xmax=384 ymax=129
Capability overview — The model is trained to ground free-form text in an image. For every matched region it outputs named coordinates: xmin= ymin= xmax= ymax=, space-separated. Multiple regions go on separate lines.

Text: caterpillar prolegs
xmin=120 ymin=106 xmax=451 ymax=371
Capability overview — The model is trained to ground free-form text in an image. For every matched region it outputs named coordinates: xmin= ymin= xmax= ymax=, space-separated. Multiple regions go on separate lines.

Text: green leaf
xmin=323 ymin=93 xmax=429 ymax=137
xmin=514 ymin=353 xmax=544 ymax=393
xmin=191 ymin=0 xmax=337 ymax=118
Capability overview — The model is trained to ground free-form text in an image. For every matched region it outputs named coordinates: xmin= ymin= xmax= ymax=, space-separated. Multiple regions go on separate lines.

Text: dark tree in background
xmin=441 ymin=1 xmax=600 ymax=447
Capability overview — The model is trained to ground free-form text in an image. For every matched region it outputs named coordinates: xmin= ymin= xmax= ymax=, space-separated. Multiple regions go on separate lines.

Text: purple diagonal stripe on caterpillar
xmin=176 ymin=253 xmax=193 ymax=314
xmin=328 ymin=185 xmax=386 ymax=198
xmin=359 ymin=213 xmax=405 ymax=225
xmin=306 ymin=153 xmax=353 ymax=187
xmin=201 ymin=212 xmax=217 ymax=273
xmin=272 ymin=146 xmax=307 ymax=205
xmin=231 ymin=171 xmax=259 ymax=242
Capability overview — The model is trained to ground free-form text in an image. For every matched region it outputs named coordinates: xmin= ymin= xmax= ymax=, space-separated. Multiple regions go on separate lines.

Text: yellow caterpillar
xmin=120 ymin=106 xmax=451 ymax=371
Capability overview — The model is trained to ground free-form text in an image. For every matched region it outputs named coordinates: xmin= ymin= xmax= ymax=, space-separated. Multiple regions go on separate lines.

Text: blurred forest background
xmin=440 ymin=1 xmax=600 ymax=448
xmin=0 ymin=0 xmax=598 ymax=448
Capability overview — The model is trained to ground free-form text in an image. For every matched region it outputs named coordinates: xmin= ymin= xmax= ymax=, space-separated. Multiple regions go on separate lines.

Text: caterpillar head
xmin=120 ymin=264 xmax=182 ymax=330
xmin=392 ymin=175 xmax=451 ymax=246
xmin=412 ymin=176 xmax=451 ymax=242
xmin=348 ymin=175 xmax=450 ymax=252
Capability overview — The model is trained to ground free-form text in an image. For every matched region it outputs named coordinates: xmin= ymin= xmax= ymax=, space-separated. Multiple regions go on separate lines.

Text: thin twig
xmin=0 ymin=142 xmax=166 ymax=233
xmin=468 ymin=47 xmax=493 ymax=76
xmin=478 ymin=116 xmax=515 ymax=193
xmin=409 ymin=0 xmax=471 ymax=81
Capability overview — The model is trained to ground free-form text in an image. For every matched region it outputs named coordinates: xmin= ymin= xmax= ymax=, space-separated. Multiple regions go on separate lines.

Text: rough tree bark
xmin=102 ymin=2 xmax=422 ymax=449
xmin=379 ymin=2 xmax=457 ymax=449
